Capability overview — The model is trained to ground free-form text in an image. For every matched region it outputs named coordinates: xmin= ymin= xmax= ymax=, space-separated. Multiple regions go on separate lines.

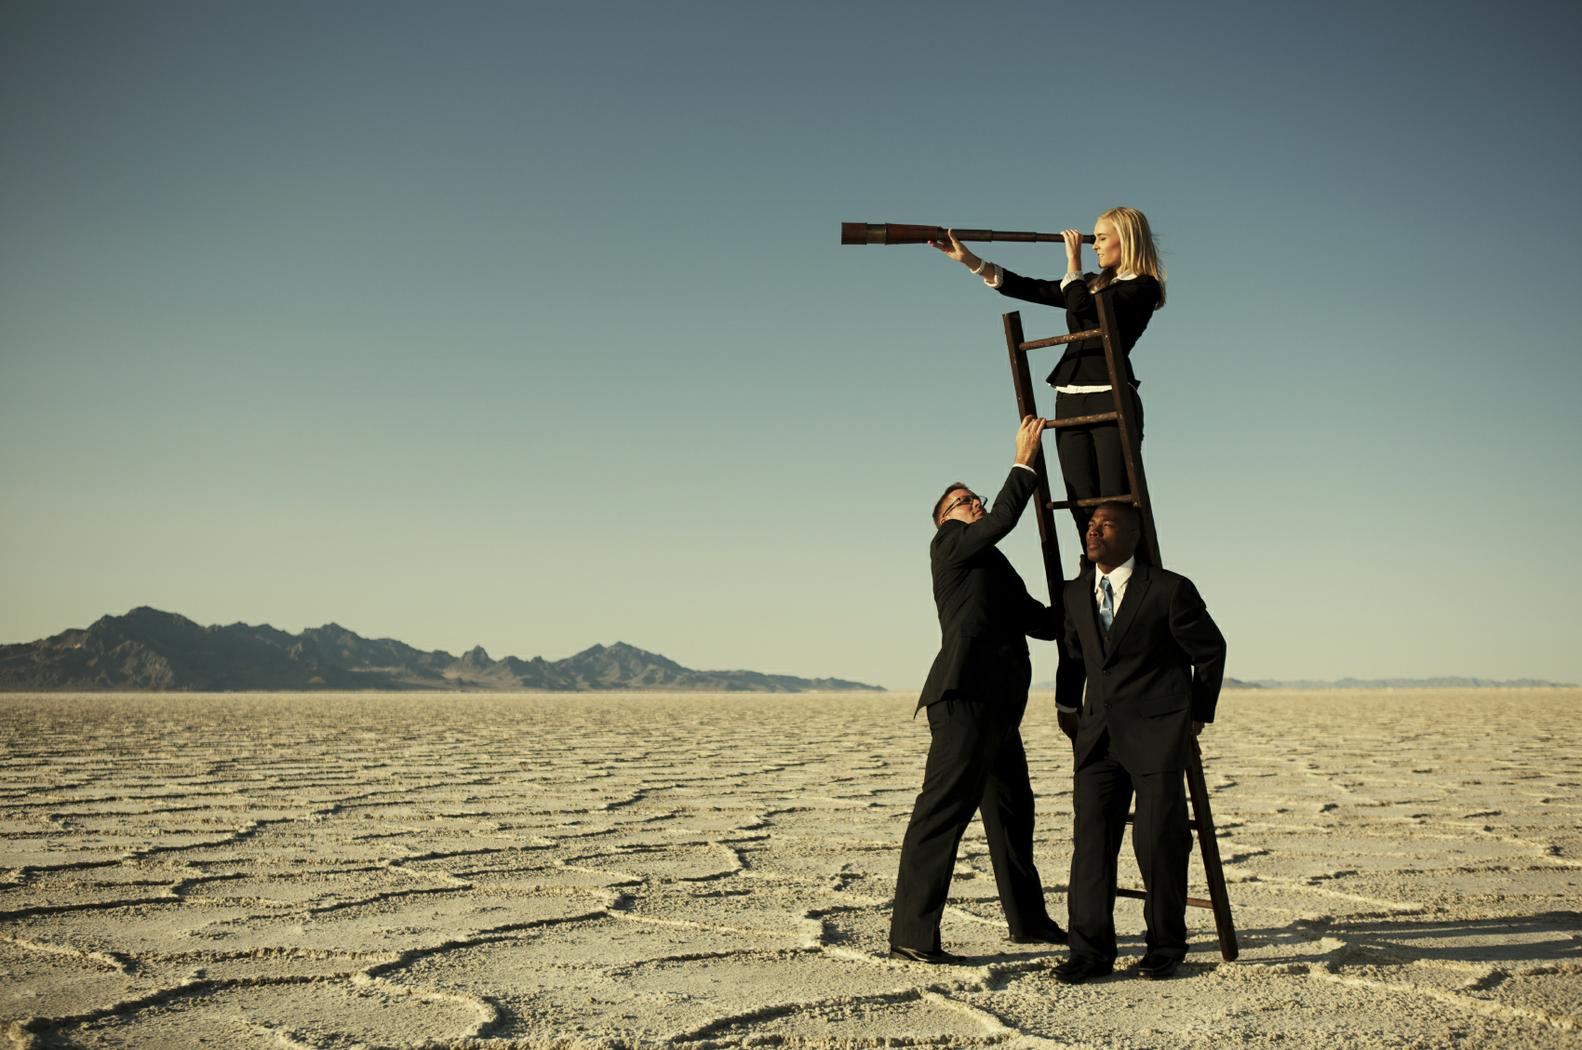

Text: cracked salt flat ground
xmin=2 ymin=691 xmax=1579 ymax=1048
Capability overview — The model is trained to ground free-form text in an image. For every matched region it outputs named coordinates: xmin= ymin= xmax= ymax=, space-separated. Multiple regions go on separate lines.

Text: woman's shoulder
xmin=1113 ymin=273 xmax=1162 ymax=304
xmin=1093 ymin=272 xmax=1159 ymax=291
xmin=1108 ymin=273 xmax=1163 ymax=312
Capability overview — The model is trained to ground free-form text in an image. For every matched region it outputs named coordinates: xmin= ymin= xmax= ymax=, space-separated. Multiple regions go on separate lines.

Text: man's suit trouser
xmin=889 ymin=696 xmax=1050 ymax=950
xmin=1068 ymin=744 xmax=1192 ymax=964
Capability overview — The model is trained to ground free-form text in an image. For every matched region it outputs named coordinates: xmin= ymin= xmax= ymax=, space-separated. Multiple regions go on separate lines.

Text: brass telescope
xmin=841 ymin=222 xmax=1094 ymax=246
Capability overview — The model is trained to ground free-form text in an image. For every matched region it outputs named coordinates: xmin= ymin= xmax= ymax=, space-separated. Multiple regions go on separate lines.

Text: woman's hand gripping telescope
xmin=927 ymin=228 xmax=983 ymax=272
xmin=928 ymin=226 xmax=1088 ymax=276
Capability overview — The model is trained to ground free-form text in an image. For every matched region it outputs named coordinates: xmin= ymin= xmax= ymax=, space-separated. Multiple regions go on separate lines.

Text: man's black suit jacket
xmin=918 ymin=466 xmax=1060 ymax=712
xmin=1060 ymin=564 xmax=1226 ymax=773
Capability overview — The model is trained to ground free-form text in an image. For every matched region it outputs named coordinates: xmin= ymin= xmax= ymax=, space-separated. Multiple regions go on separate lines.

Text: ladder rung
xmin=1047 ymin=411 xmax=1118 ymax=429
xmin=1049 ymin=494 xmax=1136 ymax=510
xmin=1126 ymin=815 xmax=1200 ymax=830
xmin=1116 ymin=887 xmax=1215 ymax=909
xmin=1020 ymin=327 xmax=1102 ymax=351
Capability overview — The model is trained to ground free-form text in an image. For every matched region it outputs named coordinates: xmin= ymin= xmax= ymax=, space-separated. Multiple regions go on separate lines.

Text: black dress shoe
xmin=1134 ymin=953 xmax=1182 ymax=979
xmin=1052 ymin=955 xmax=1113 ymax=984
xmin=888 ymin=945 xmax=965 ymax=965
xmin=1010 ymin=921 xmax=1069 ymax=945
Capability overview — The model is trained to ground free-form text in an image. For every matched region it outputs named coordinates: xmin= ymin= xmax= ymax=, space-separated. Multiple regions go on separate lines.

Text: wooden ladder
xmin=1002 ymin=294 xmax=1240 ymax=962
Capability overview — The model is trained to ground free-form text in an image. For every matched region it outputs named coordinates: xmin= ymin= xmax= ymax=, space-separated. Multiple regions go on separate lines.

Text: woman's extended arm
xmin=938 ymin=226 xmax=1088 ymax=308
xmin=928 ymin=228 xmax=994 ymax=277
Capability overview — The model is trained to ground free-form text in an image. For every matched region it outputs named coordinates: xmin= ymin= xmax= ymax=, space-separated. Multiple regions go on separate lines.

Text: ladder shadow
xmin=1228 ymin=910 xmax=1582 ymax=967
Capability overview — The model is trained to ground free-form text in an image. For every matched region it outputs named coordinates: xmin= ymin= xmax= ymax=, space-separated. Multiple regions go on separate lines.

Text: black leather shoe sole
xmin=888 ymin=945 xmax=965 ymax=965
xmin=1052 ymin=957 xmax=1113 ymax=984
xmin=1010 ymin=923 xmax=1069 ymax=945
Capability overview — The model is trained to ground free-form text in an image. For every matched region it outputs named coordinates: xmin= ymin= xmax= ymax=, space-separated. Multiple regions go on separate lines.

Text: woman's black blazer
xmin=996 ymin=271 xmax=1161 ymax=388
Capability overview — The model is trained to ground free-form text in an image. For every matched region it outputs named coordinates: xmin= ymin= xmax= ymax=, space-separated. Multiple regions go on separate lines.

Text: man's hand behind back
xmin=1058 ymin=709 xmax=1079 ymax=741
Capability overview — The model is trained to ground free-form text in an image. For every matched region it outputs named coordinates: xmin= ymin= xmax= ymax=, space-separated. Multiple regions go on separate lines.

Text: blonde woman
xmin=933 ymin=208 xmax=1165 ymax=548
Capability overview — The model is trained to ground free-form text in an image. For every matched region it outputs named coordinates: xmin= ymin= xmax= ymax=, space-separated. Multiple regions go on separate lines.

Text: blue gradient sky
xmin=3 ymin=1 xmax=1579 ymax=688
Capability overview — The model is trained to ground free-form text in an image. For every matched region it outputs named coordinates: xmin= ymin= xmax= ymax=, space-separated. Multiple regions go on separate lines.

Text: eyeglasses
xmin=941 ymin=492 xmax=984 ymax=517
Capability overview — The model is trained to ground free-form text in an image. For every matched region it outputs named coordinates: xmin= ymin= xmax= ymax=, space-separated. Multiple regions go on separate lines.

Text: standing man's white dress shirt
xmin=1055 ymin=555 xmax=1138 ymax=715
xmin=1093 ymin=556 xmax=1136 ymax=618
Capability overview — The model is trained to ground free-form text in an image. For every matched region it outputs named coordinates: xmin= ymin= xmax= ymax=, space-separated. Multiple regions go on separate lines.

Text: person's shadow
xmin=966 ymin=911 xmax=1581 ymax=975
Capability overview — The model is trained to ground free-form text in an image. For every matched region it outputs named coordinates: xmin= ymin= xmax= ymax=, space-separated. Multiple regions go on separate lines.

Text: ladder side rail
xmin=1003 ymin=311 xmax=1064 ymax=604
xmin=1093 ymin=290 xmax=1162 ymax=567
xmin=1187 ymin=737 xmax=1240 ymax=960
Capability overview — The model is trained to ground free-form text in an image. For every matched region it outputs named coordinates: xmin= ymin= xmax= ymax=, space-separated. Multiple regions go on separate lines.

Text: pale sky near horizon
xmin=3 ymin=1 xmax=1579 ymax=689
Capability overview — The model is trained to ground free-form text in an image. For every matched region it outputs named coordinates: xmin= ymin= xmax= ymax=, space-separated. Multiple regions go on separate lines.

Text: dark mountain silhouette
xmin=1036 ymin=675 xmax=1572 ymax=691
xmin=0 ymin=608 xmax=883 ymax=693
xmin=1233 ymin=676 xmax=1575 ymax=689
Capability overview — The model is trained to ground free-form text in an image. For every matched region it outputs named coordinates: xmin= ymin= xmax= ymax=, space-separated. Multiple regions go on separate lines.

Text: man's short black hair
xmin=932 ymin=481 xmax=970 ymax=526
xmin=1095 ymin=500 xmax=1142 ymax=532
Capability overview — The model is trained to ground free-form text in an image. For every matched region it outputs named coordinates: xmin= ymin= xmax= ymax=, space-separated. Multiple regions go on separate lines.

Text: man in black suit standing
xmin=1052 ymin=501 xmax=1226 ymax=983
xmin=889 ymin=415 xmax=1070 ymax=964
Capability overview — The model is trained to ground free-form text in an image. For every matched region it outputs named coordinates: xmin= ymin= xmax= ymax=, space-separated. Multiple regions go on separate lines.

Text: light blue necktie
xmin=1099 ymin=576 xmax=1115 ymax=633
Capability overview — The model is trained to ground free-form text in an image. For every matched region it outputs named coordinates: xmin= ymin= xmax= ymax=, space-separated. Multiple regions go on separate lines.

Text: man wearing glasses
xmin=889 ymin=415 xmax=1074 ymax=964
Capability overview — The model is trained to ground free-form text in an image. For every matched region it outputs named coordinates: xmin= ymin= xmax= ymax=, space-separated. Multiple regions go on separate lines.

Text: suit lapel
xmin=1103 ymin=564 xmax=1150 ymax=664
xmin=1070 ymin=572 xmax=1104 ymax=662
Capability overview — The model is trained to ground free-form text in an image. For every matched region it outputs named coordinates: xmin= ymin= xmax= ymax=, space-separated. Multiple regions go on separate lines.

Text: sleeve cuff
xmin=1059 ymin=271 xmax=1083 ymax=290
xmin=1056 ymin=704 xmax=1078 ymax=713
xmin=1012 ymin=463 xmax=1036 ymax=474
xmin=983 ymin=262 xmax=1003 ymax=288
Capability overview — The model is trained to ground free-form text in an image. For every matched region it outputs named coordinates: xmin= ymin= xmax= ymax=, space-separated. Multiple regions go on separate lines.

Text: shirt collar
xmin=1113 ymin=271 xmax=1138 ymax=281
xmin=1095 ymin=556 xmax=1137 ymax=593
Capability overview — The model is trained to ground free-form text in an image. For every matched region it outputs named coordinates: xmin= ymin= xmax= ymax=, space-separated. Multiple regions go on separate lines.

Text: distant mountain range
xmin=0 ymin=608 xmax=883 ymax=693
xmin=1037 ymin=676 xmax=1575 ymax=691
xmin=1230 ymin=676 xmax=1575 ymax=689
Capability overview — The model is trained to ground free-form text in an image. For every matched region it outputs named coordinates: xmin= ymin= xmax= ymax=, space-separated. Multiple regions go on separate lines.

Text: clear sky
xmin=3 ymin=1 xmax=1579 ymax=689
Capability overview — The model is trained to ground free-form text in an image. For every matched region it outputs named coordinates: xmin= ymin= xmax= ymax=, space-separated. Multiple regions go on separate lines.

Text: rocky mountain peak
xmin=0 ymin=610 xmax=883 ymax=693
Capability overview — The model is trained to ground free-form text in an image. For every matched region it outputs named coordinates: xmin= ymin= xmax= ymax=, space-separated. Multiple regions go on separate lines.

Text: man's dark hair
xmin=932 ymin=481 xmax=970 ymax=527
xmin=1096 ymin=500 xmax=1142 ymax=532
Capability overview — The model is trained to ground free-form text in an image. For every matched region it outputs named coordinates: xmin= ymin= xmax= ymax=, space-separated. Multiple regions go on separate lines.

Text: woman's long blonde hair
xmin=1090 ymin=206 xmax=1165 ymax=307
